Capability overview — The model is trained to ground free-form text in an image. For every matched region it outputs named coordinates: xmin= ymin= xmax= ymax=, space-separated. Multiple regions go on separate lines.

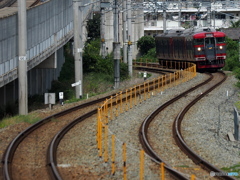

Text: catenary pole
xmin=113 ymin=0 xmax=120 ymax=88
xmin=123 ymin=0 xmax=127 ymax=63
xmin=127 ymin=0 xmax=132 ymax=76
xmin=73 ymin=0 xmax=83 ymax=98
xmin=178 ymin=0 xmax=181 ymax=27
xmin=100 ymin=1 xmax=106 ymax=58
xmin=163 ymin=3 xmax=167 ymax=33
xmin=18 ymin=0 xmax=28 ymax=115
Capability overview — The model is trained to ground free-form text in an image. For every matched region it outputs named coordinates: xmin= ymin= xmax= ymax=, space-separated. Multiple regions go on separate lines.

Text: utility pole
xmin=122 ymin=0 xmax=127 ymax=63
xmin=73 ymin=0 xmax=83 ymax=99
xmin=100 ymin=1 xmax=106 ymax=58
xmin=207 ymin=6 xmax=211 ymax=27
xmin=163 ymin=2 xmax=167 ymax=33
xmin=213 ymin=10 xmax=215 ymax=29
xmin=113 ymin=0 xmax=120 ymax=88
xmin=18 ymin=0 xmax=28 ymax=115
xmin=178 ymin=0 xmax=182 ymax=27
xmin=127 ymin=0 xmax=132 ymax=76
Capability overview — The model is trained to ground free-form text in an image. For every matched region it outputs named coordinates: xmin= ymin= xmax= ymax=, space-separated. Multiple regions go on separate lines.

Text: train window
xmin=194 ymin=38 xmax=204 ymax=45
xmin=205 ymin=38 xmax=215 ymax=45
xmin=216 ymin=37 xmax=225 ymax=43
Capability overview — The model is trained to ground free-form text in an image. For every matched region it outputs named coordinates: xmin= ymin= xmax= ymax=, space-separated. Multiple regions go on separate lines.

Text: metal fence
xmin=96 ymin=61 xmax=197 ymax=179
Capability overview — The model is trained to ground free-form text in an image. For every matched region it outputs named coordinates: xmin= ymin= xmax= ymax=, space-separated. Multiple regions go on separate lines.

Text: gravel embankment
xmin=57 ymin=71 xmax=240 ymax=179
xmin=1 ymin=71 xmax=239 ymax=180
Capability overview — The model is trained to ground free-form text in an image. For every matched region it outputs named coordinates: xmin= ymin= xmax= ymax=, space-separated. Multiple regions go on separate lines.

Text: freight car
xmin=155 ymin=27 xmax=226 ymax=70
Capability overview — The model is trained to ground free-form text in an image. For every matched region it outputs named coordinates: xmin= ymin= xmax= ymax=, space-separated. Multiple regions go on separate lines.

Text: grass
xmin=221 ymin=164 xmax=240 ymax=178
xmin=0 ymin=114 xmax=41 ymax=128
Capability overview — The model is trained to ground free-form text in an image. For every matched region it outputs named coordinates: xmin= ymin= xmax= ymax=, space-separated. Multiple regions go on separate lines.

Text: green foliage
xmin=230 ymin=20 xmax=240 ymax=28
xmin=83 ymin=38 xmax=129 ymax=80
xmin=224 ymin=37 xmax=240 ymax=71
xmin=83 ymin=38 xmax=102 ymax=73
xmin=137 ymin=36 xmax=156 ymax=55
xmin=140 ymin=48 xmax=157 ymax=62
xmin=221 ymin=164 xmax=240 ymax=178
xmin=86 ymin=12 xmax=101 ymax=41
xmin=0 ymin=114 xmax=41 ymax=128
xmin=59 ymin=48 xmax=75 ymax=81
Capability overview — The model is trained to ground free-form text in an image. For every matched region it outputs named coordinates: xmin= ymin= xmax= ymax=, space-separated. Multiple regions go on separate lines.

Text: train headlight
xmin=197 ymin=47 xmax=201 ymax=51
xmin=219 ymin=46 xmax=223 ymax=50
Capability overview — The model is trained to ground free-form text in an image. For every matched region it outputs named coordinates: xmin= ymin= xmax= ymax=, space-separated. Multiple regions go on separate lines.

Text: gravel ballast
xmin=56 ymin=71 xmax=240 ymax=179
xmin=1 ymin=71 xmax=239 ymax=180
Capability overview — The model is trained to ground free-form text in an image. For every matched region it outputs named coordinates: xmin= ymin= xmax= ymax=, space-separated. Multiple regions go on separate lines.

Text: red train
xmin=155 ymin=27 xmax=226 ymax=70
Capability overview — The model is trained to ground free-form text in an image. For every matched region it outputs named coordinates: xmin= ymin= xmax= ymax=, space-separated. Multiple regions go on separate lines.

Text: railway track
xmin=139 ymin=72 xmax=236 ymax=180
xmin=2 ymin=99 xmax=106 ymax=180
xmin=2 ymin=66 xmax=175 ymax=180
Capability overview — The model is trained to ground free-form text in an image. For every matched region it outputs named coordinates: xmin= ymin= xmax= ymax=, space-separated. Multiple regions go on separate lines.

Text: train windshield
xmin=194 ymin=38 xmax=204 ymax=45
xmin=216 ymin=37 xmax=225 ymax=43
xmin=205 ymin=38 xmax=215 ymax=45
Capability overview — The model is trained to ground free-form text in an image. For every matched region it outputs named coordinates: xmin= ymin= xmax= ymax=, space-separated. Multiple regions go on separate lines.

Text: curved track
xmin=47 ymin=67 xmax=179 ymax=179
xmin=2 ymin=97 xmax=110 ymax=180
xmin=139 ymin=72 xmax=236 ymax=180
xmin=2 ymin=64 xmax=174 ymax=180
xmin=173 ymin=72 xmax=234 ymax=180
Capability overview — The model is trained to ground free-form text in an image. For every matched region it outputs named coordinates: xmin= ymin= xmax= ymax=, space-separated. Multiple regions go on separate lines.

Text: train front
xmin=193 ymin=31 xmax=226 ymax=70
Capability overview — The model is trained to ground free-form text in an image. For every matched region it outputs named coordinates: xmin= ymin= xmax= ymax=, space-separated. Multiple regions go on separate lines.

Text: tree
xmin=86 ymin=12 xmax=101 ymax=42
xmin=224 ymin=37 xmax=240 ymax=71
xmin=137 ymin=36 xmax=156 ymax=55
xmin=230 ymin=20 xmax=240 ymax=28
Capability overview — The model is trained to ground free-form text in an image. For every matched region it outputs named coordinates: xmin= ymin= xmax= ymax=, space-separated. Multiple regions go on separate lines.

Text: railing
xmin=96 ymin=61 xmax=197 ymax=179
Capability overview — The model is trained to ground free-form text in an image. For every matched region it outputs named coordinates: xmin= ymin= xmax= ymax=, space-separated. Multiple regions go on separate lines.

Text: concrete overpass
xmin=0 ymin=0 xmax=145 ymax=113
xmin=0 ymin=0 xmax=93 ymax=108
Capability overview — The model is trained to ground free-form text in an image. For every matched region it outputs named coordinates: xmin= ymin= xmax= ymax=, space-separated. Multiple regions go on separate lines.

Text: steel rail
xmin=2 ymin=64 xmax=175 ymax=180
xmin=2 ymin=95 xmax=114 ymax=180
xmin=173 ymin=72 xmax=236 ymax=180
xmin=47 ymin=69 xmax=181 ymax=179
xmin=139 ymin=73 xmax=213 ymax=179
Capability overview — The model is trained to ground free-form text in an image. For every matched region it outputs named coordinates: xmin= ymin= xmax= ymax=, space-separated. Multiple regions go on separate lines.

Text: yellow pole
xmin=130 ymin=88 xmax=133 ymax=109
xmin=116 ymin=95 xmax=119 ymax=117
xmin=104 ymin=125 xmax=108 ymax=162
xmin=110 ymin=97 xmax=113 ymax=120
xmin=148 ymin=81 xmax=150 ymax=98
xmin=97 ymin=108 xmax=101 ymax=145
xmin=153 ymin=78 xmax=155 ymax=95
xmin=160 ymin=162 xmax=164 ymax=180
xmin=126 ymin=89 xmax=128 ymax=111
xmin=144 ymin=82 xmax=146 ymax=100
xmin=105 ymin=100 xmax=108 ymax=125
xmin=165 ymin=75 xmax=167 ymax=90
xmin=120 ymin=92 xmax=123 ymax=113
xmin=158 ymin=77 xmax=160 ymax=93
xmin=98 ymin=109 xmax=102 ymax=157
xmin=169 ymin=73 xmax=171 ymax=88
xmin=123 ymin=143 xmax=127 ymax=180
xmin=111 ymin=135 xmax=116 ymax=175
xmin=190 ymin=174 xmax=196 ymax=180
xmin=140 ymin=150 xmax=145 ymax=180
xmin=134 ymin=86 xmax=137 ymax=106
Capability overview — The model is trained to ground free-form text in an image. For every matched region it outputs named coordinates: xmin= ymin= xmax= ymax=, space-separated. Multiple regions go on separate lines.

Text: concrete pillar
xmin=122 ymin=0 xmax=127 ymax=63
xmin=73 ymin=1 xmax=83 ymax=99
xmin=18 ymin=0 xmax=28 ymax=115
xmin=119 ymin=8 xmax=123 ymax=47
xmin=100 ymin=7 xmax=106 ymax=57
xmin=127 ymin=0 xmax=132 ymax=76
xmin=133 ymin=6 xmax=144 ymax=59
xmin=105 ymin=7 xmax=114 ymax=54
